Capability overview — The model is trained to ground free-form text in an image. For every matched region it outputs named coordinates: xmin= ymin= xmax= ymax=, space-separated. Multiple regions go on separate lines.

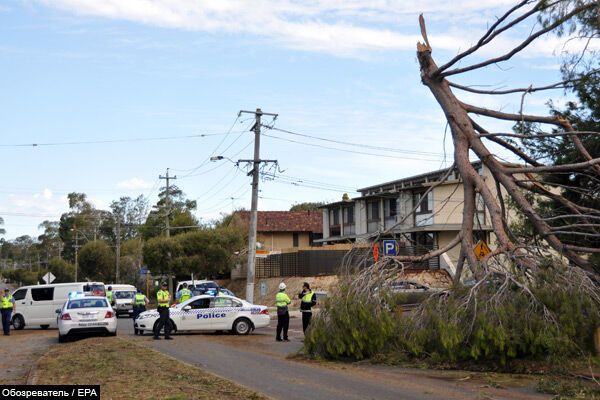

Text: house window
xmin=413 ymin=191 xmax=432 ymax=214
xmin=343 ymin=206 xmax=354 ymax=224
xmin=384 ymin=198 xmax=397 ymax=217
xmin=329 ymin=209 xmax=340 ymax=226
xmin=367 ymin=201 xmax=379 ymax=221
xmin=293 ymin=232 xmax=299 ymax=247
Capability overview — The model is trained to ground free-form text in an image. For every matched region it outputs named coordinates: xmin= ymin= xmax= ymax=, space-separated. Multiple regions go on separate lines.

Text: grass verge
xmin=34 ymin=337 xmax=265 ymax=400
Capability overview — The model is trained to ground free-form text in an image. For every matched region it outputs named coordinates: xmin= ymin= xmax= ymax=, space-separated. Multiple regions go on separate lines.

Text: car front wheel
xmin=232 ymin=318 xmax=252 ymax=335
xmin=12 ymin=314 xmax=25 ymax=330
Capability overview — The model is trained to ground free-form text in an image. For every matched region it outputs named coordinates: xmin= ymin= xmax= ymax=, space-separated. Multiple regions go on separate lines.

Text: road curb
xmin=25 ymin=355 xmax=40 ymax=385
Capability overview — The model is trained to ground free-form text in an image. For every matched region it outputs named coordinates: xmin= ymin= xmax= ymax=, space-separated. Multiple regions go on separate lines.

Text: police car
xmin=56 ymin=293 xmax=117 ymax=343
xmin=134 ymin=295 xmax=270 ymax=335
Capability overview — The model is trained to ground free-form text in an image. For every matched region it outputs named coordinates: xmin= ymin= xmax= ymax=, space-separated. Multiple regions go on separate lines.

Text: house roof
xmin=236 ymin=211 xmax=323 ymax=234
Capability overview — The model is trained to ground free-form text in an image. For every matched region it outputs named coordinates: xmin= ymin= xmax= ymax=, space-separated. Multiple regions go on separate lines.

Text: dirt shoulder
xmin=32 ymin=336 xmax=266 ymax=400
xmin=0 ymin=329 xmax=55 ymax=384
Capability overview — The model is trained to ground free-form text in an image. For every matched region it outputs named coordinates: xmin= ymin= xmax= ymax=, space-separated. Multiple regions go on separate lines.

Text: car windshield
xmin=68 ymin=299 xmax=108 ymax=309
xmin=114 ymin=291 xmax=135 ymax=299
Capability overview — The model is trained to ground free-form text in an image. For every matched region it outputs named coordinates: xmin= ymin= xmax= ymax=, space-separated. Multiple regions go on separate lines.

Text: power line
xmin=264 ymin=125 xmax=447 ymax=157
xmin=0 ymin=131 xmax=244 ymax=148
xmin=261 ymin=133 xmax=444 ymax=162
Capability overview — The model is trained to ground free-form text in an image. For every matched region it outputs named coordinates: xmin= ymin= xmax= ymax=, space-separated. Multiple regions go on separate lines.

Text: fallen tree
xmin=306 ymin=0 xmax=600 ymax=366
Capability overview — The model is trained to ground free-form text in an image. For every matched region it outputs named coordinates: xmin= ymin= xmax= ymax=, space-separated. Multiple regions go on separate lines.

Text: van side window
xmin=12 ymin=289 xmax=27 ymax=301
xmin=31 ymin=287 xmax=54 ymax=301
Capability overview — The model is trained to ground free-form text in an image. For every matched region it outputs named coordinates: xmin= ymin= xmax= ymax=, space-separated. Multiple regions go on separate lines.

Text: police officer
xmin=275 ymin=282 xmax=291 ymax=342
xmin=133 ymin=288 xmax=149 ymax=335
xmin=106 ymin=286 xmax=114 ymax=306
xmin=154 ymin=282 xmax=173 ymax=340
xmin=176 ymin=283 xmax=192 ymax=304
xmin=1 ymin=288 xmax=15 ymax=336
xmin=298 ymin=282 xmax=317 ymax=334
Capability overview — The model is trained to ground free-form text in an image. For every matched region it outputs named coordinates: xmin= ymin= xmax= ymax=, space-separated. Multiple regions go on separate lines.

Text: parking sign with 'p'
xmin=383 ymin=240 xmax=398 ymax=256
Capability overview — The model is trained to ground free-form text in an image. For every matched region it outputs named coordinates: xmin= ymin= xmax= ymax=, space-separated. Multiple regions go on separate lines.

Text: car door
xmin=179 ymin=297 xmax=212 ymax=331
xmin=12 ymin=288 xmax=30 ymax=322
xmin=30 ymin=287 xmax=55 ymax=325
xmin=211 ymin=297 xmax=242 ymax=330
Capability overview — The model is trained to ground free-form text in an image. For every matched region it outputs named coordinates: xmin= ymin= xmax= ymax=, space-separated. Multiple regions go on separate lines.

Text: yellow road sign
xmin=473 ymin=240 xmax=492 ymax=261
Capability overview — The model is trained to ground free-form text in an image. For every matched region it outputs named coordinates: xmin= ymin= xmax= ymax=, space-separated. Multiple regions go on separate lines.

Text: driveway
xmin=118 ymin=317 xmax=548 ymax=400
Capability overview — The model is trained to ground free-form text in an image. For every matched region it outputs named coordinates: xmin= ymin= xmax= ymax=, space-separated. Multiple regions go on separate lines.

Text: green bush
xmin=304 ymin=281 xmax=397 ymax=360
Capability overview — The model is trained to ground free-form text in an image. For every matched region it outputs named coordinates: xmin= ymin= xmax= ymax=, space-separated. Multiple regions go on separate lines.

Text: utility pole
xmin=159 ymin=168 xmax=177 ymax=298
xmin=238 ymin=108 xmax=278 ymax=303
xmin=115 ymin=219 xmax=121 ymax=283
xmin=74 ymin=226 xmax=79 ymax=282
xmin=159 ymin=168 xmax=177 ymax=238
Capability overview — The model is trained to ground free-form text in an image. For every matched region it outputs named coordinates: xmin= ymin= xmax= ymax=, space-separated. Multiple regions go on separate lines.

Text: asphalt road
xmin=116 ymin=317 xmax=548 ymax=400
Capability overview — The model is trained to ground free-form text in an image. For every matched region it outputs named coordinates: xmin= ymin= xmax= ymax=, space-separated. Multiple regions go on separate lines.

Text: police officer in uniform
xmin=154 ymin=282 xmax=173 ymax=340
xmin=133 ymin=288 xmax=149 ymax=335
xmin=275 ymin=282 xmax=291 ymax=342
xmin=1 ymin=288 xmax=15 ymax=336
xmin=298 ymin=282 xmax=317 ymax=334
xmin=106 ymin=286 xmax=114 ymax=306
xmin=176 ymin=283 xmax=192 ymax=304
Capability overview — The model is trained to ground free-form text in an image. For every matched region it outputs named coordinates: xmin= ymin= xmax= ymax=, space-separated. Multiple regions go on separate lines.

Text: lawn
xmin=34 ymin=336 xmax=265 ymax=400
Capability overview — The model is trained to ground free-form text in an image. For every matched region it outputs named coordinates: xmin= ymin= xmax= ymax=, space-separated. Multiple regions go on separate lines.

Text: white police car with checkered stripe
xmin=134 ymin=295 xmax=270 ymax=335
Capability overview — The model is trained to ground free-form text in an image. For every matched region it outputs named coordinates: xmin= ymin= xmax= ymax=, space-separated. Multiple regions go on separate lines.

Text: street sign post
xmin=473 ymin=240 xmax=492 ymax=261
xmin=383 ymin=240 xmax=398 ymax=256
xmin=42 ymin=272 xmax=56 ymax=284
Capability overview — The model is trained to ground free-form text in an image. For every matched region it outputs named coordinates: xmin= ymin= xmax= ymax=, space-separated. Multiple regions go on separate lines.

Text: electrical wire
xmin=261 ymin=133 xmax=444 ymax=162
xmin=0 ymin=132 xmax=241 ymax=148
xmin=264 ymin=125 xmax=447 ymax=157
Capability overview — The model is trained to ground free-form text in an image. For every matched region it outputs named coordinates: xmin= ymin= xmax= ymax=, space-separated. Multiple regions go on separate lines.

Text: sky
xmin=0 ymin=0 xmax=587 ymax=240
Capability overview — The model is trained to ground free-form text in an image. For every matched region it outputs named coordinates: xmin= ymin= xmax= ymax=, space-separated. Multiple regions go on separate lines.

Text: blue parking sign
xmin=383 ymin=240 xmax=398 ymax=256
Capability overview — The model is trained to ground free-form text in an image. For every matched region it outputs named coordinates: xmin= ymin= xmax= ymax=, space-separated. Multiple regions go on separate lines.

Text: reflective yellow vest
xmin=301 ymin=290 xmax=314 ymax=303
xmin=157 ymin=290 xmax=170 ymax=307
xmin=106 ymin=291 xmax=113 ymax=303
xmin=134 ymin=293 xmax=146 ymax=306
xmin=180 ymin=288 xmax=191 ymax=302
xmin=1 ymin=295 xmax=13 ymax=309
xmin=275 ymin=292 xmax=291 ymax=308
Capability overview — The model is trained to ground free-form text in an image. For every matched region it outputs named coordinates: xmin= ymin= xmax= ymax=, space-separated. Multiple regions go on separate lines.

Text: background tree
xmin=46 ymin=257 xmax=74 ymax=283
xmin=0 ymin=217 xmax=5 ymax=236
xmin=78 ymin=240 xmax=115 ymax=283
xmin=37 ymin=220 xmax=62 ymax=265
xmin=110 ymin=195 xmax=148 ymax=240
xmin=141 ymin=185 xmax=198 ymax=239
xmin=289 ymin=202 xmax=324 ymax=212
xmin=118 ymin=239 xmax=143 ymax=285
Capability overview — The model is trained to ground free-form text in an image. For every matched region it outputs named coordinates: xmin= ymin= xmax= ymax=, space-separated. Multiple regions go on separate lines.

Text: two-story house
xmin=318 ymin=162 xmax=493 ymax=271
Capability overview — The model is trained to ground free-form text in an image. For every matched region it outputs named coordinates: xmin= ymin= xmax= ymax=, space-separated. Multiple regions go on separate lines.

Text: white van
xmin=108 ymin=284 xmax=136 ymax=317
xmin=10 ymin=282 xmax=105 ymax=330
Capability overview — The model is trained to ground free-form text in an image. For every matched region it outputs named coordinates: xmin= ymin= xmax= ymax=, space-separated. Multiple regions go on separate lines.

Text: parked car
xmin=10 ymin=282 xmax=105 ymax=330
xmin=176 ymin=280 xmax=219 ymax=296
xmin=109 ymin=284 xmax=137 ymax=317
xmin=134 ymin=295 xmax=269 ymax=335
xmin=56 ymin=294 xmax=117 ymax=342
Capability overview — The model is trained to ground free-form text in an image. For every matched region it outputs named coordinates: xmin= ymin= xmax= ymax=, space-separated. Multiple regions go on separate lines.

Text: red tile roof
xmin=236 ymin=211 xmax=323 ymax=234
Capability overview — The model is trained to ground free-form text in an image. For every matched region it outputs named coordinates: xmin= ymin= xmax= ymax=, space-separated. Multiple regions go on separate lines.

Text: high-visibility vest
xmin=157 ymin=290 xmax=170 ymax=307
xmin=180 ymin=288 xmax=191 ymax=302
xmin=106 ymin=291 xmax=113 ymax=303
xmin=134 ymin=293 xmax=146 ymax=305
xmin=275 ymin=292 xmax=291 ymax=308
xmin=1 ymin=295 xmax=13 ymax=309
xmin=301 ymin=290 xmax=314 ymax=303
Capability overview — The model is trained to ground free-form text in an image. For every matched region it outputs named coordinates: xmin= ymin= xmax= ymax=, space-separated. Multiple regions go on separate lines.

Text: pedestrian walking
xmin=298 ymin=282 xmax=317 ymax=334
xmin=1 ymin=288 xmax=15 ymax=336
xmin=132 ymin=288 xmax=149 ymax=335
xmin=154 ymin=282 xmax=173 ymax=340
xmin=275 ymin=282 xmax=291 ymax=342
xmin=176 ymin=283 xmax=192 ymax=304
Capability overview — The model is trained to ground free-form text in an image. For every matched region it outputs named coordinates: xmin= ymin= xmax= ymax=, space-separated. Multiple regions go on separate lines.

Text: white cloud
xmin=32 ymin=0 xmax=590 ymax=57
xmin=116 ymin=177 xmax=154 ymax=190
